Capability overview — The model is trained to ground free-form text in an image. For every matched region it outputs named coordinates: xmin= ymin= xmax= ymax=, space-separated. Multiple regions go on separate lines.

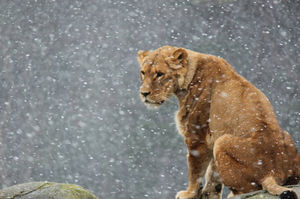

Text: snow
xmin=0 ymin=0 xmax=299 ymax=199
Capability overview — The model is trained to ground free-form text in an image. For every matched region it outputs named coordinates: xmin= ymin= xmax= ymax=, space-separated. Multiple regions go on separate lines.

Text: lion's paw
xmin=176 ymin=190 xmax=198 ymax=199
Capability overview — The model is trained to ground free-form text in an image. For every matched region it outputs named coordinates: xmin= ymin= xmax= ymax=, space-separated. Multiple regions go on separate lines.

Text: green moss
xmin=0 ymin=182 xmax=99 ymax=199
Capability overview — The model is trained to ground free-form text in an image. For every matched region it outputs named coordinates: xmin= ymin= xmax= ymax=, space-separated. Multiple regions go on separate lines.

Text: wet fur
xmin=138 ymin=46 xmax=300 ymax=199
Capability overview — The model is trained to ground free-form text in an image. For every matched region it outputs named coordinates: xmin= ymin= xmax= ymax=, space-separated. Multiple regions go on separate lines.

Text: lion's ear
xmin=166 ymin=48 xmax=188 ymax=69
xmin=137 ymin=50 xmax=150 ymax=64
xmin=173 ymin=48 xmax=187 ymax=61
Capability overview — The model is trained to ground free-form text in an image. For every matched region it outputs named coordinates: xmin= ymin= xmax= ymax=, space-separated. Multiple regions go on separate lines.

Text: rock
xmin=230 ymin=185 xmax=300 ymax=199
xmin=0 ymin=181 xmax=99 ymax=199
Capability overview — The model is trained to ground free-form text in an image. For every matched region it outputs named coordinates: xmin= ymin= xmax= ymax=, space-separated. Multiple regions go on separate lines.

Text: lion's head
xmin=137 ymin=46 xmax=188 ymax=108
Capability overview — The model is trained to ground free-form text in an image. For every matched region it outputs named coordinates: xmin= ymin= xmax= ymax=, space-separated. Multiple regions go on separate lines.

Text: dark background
xmin=0 ymin=0 xmax=299 ymax=198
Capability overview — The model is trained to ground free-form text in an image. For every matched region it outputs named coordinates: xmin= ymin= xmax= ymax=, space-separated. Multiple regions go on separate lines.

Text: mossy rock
xmin=230 ymin=185 xmax=300 ymax=199
xmin=0 ymin=181 xmax=99 ymax=199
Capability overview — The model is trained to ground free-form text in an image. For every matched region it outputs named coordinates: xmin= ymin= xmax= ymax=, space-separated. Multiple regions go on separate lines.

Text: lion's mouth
xmin=144 ymin=99 xmax=165 ymax=105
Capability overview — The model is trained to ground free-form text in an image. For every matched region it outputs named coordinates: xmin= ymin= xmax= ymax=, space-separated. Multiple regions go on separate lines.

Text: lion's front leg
xmin=176 ymin=144 xmax=212 ymax=199
xmin=200 ymin=160 xmax=223 ymax=199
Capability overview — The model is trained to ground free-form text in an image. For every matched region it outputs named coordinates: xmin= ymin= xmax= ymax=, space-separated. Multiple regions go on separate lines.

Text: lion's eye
xmin=140 ymin=71 xmax=145 ymax=80
xmin=156 ymin=72 xmax=164 ymax=78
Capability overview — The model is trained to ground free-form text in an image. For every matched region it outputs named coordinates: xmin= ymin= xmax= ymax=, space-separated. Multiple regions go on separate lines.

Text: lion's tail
xmin=283 ymin=131 xmax=300 ymax=183
xmin=293 ymin=139 xmax=300 ymax=181
xmin=262 ymin=176 xmax=298 ymax=199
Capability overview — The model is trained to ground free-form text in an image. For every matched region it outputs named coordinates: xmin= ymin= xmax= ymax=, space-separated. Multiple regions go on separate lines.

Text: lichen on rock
xmin=0 ymin=181 xmax=99 ymax=199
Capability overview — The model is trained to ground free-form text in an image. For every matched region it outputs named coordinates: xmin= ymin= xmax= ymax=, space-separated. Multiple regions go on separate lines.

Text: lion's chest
xmin=175 ymin=110 xmax=186 ymax=136
xmin=175 ymin=104 xmax=210 ymax=137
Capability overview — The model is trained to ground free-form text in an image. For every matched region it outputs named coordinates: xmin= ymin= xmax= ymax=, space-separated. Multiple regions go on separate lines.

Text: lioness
xmin=137 ymin=46 xmax=300 ymax=199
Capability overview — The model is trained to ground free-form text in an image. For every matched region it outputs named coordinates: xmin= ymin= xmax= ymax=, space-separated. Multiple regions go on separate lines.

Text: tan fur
xmin=137 ymin=46 xmax=300 ymax=199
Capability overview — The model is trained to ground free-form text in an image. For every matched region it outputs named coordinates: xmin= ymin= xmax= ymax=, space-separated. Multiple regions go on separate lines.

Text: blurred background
xmin=0 ymin=0 xmax=299 ymax=198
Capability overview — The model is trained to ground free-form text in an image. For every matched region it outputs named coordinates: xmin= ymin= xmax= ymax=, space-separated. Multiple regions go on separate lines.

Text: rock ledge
xmin=230 ymin=185 xmax=300 ymax=199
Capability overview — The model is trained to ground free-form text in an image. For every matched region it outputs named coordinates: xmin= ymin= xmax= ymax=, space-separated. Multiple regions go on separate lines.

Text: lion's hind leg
xmin=213 ymin=134 xmax=263 ymax=195
xmin=262 ymin=176 xmax=298 ymax=199
xmin=214 ymin=134 xmax=299 ymax=199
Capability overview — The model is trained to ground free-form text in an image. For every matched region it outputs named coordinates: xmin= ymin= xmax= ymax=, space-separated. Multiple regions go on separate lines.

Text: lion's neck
xmin=176 ymin=51 xmax=212 ymax=102
xmin=175 ymin=66 xmax=213 ymax=108
xmin=181 ymin=49 xmax=203 ymax=90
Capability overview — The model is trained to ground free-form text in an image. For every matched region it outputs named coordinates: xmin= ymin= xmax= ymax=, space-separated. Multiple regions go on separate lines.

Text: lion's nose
xmin=141 ymin=92 xmax=151 ymax=97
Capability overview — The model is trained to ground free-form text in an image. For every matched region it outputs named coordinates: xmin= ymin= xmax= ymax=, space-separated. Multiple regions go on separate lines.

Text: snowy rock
xmin=229 ymin=185 xmax=300 ymax=199
xmin=0 ymin=181 xmax=99 ymax=199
